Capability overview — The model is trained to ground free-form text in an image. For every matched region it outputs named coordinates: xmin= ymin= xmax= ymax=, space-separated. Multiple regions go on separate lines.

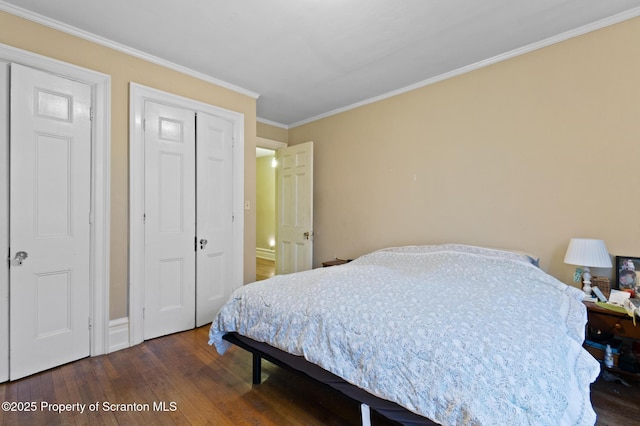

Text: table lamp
xmin=563 ymin=238 xmax=612 ymax=295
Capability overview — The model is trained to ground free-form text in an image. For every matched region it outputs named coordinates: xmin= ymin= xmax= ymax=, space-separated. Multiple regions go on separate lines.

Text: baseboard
xmin=108 ymin=317 xmax=130 ymax=353
xmin=256 ymin=247 xmax=275 ymax=261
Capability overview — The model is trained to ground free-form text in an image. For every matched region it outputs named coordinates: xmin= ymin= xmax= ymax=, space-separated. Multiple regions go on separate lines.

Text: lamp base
xmin=582 ymin=266 xmax=592 ymax=296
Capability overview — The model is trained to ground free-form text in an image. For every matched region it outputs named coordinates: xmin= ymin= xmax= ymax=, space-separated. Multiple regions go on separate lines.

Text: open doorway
xmin=256 ymin=146 xmax=276 ymax=280
xmin=255 ymin=137 xmax=286 ymax=280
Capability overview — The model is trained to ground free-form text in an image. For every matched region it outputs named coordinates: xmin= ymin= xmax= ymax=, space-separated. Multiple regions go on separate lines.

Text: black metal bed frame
xmin=222 ymin=332 xmax=434 ymax=426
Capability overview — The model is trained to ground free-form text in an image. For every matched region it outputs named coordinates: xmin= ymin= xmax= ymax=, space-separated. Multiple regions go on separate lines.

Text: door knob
xmin=11 ymin=251 xmax=28 ymax=266
xmin=303 ymin=231 xmax=314 ymax=241
xmin=199 ymin=239 xmax=208 ymax=249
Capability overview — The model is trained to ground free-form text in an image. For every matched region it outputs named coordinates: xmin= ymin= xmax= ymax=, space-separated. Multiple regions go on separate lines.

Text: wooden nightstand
xmin=585 ymin=302 xmax=640 ymax=339
xmin=584 ymin=301 xmax=640 ymax=378
xmin=321 ymin=258 xmax=350 ymax=267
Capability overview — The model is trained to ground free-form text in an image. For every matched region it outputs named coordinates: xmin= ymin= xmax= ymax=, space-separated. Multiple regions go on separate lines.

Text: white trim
xmin=129 ymin=83 xmax=244 ymax=346
xmin=289 ymin=6 xmax=640 ymax=128
xmin=256 ymin=136 xmax=287 ymax=150
xmin=0 ymin=43 xmax=111 ymax=358
xmin=4 ymin=1 xmax=638 ymax=129
xmin=257 ymin=117 xmax=288 ymax=130
xmin=0 ymin=1 xmax=259 ymax=101
xmin=108 ymin=317 xmax=130 ymax=353
xmin=256 ymin=248 xmax=276 ymax=261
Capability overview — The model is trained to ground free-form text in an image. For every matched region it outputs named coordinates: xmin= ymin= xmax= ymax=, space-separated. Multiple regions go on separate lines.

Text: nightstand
xmin=584 ymin=301 xmax=640 ymax=378
xmin=321 ymin=258 xmax=350 ymax=267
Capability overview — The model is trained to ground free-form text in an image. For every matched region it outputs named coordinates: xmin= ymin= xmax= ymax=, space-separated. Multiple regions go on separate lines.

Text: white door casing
xmin=9 ymin=63 xmax=91 ymax=380
xmin=129 ymin=83 xmax=244 ymax=346
xmin=196 ymin=112 xmax=234 ymax=326
xmin=276 ymin=142 xmax=314 ymax=274
xmin=143 ymin=101 xmax=196 ymax=340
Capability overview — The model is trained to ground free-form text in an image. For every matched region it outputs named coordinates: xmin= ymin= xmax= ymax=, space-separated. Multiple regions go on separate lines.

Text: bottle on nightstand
xmin=605 ymin=344 xmax=614 ymax=368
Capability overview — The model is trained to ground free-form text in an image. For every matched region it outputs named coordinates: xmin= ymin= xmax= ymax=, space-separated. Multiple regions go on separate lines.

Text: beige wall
xmin=256 ymin=156 xmax=276 ymax=251
xmin=4 ymin=9 xmax=639 ymax=320
xmin=289 ymin=17 xmax=640 ymax=286
xmin=257 ymin=121 xmax=288 ymax=143
xmin=0 ymin=11 xmax=257 ymax=319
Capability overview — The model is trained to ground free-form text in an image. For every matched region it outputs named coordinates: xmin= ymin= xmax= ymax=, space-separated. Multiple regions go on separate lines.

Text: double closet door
xmin=143 ymin=101 xmax=234 ymax=339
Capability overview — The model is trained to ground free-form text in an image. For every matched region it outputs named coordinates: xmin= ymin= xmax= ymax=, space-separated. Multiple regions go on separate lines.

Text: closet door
xmin=143 ymin=101 xmax=196 ymax=339
xmin=9 ymin=63 xmax=92 ymax=380
xmin=195 ymin=112 xmax=234 ymax=326
xmin=0 ymin=62 xmax=8 ymax=383
xmin=131 ymin=84 xmax=241 ymax=342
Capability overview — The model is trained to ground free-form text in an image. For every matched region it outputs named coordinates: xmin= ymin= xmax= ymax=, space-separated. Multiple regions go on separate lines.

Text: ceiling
xmin=3 ymin=0 xmax=640 ymax=127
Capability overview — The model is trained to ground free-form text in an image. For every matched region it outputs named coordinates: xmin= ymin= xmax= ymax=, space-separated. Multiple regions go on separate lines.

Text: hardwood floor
xmin=590 ymin=373 xmax=640 ymax=425
xmin=0 ymin=326 xmax=392 ymax=426
xmin=256 ymin=257 xmax=275 ymax=281
xmin=0 ymin=325 xmax=638 ymax=425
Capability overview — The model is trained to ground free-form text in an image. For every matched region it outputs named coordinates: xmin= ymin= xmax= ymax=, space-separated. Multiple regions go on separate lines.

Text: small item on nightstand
xmin=592 ymin=286 xmax=607 ymax=303
xmin=591 ymin=276 xmax=610 ymax=298
xmin=605 ymin=344 xmax=614 ymax=368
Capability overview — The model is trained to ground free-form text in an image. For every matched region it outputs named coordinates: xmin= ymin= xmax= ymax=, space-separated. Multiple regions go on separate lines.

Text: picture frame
xmin=614 ymin=256 xmax=640 ymax=291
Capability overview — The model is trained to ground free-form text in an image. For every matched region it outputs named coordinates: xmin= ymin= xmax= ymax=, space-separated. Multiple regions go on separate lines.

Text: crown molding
xmin=289 ymin=6 xmax=640 ymax=128
xmin=4 ymin=1 xmax=639 ymax=128
xmin=0 ymin=1 xmax=260 ymax=100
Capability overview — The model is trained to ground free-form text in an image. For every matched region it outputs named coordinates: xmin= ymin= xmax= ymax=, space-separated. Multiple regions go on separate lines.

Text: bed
xmin=209 ymin=244 xmax=600 ymax=425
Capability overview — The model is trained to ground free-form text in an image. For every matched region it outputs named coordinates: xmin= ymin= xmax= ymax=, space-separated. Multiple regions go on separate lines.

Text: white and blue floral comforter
xmin=209 ymin=244 xmax=600 ymax=425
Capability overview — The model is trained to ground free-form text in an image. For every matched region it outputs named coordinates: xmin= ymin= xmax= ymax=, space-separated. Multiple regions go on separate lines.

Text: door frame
xmin=257 ymin=136 xmax=287 ymax=151
xmin=128 ymin=83 xmax=244 ymax=346
xmin=0 ymin=43 xmax=111 ymax=382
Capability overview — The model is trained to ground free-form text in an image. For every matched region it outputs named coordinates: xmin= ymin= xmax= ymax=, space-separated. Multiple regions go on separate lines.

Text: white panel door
xmin=276 ymin=142 xmax=314 ymax=274
xmin=9 ymin=63 xmax=91 ymax=380
xmin=195 ymin=112 xmax=234 ymax=326
xmin=144 ymin=101 xmax=196 ymax=339
xmin=0 ymin=62 xmax=8 ymax=383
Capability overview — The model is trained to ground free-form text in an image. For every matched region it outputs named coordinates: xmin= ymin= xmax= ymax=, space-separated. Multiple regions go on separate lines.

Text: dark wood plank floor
xmin=0 ymin=326 xmax=393 ymax=425
xmin=1 ymin=324 xmax=639 ymax=425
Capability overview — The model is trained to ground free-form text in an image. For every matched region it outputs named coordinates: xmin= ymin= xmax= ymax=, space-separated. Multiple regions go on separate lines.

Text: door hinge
xmin=89 ymin=211 xmax=95 ymax=224
xmin=88 ymin=317 xmax=92 ymax=330
xmin=90 ymin=107 xmax=94 ymax=121
xmin=143 ymin=307 xmax=145 ymax=319
xmin=194 ymin=236 xmax=198 ymax=252
xmin=143 ymin=213 xmax=146 ymax=224
xmin=232 ymin=213 xmax=235 ymax=222
xmin=143 ymin=118 xmax=146 ymax=131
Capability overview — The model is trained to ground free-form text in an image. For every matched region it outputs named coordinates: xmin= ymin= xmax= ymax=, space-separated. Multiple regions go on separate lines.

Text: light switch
xmin=244 ymin=200 xmax=250 ymax=210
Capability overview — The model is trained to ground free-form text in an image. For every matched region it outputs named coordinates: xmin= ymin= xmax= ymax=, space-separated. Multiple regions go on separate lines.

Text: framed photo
xmin=614 ymin=256 xmax=640 ymax=291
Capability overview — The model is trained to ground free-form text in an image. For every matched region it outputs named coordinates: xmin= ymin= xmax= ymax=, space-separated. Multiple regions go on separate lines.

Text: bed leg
xmin=252 ymin=353 xmax=262 ymax=385
xmin=360 ymin=403 xmax=371 ymax=426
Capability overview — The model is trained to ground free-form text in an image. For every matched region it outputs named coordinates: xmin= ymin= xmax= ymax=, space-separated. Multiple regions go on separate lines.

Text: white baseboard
xmin=256 ymin=247 xmax=275 ymax=261
xmin=108 ymin=317 xmax=130 ymax=353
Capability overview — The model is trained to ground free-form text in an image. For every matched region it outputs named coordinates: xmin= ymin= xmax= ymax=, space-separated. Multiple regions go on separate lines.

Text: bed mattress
xmin=210 ymin=244 xmax=600 ymax=425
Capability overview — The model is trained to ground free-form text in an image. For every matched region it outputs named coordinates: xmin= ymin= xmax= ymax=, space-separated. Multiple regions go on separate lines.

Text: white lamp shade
xmin=563 ymin=238 xmax=612 ymax=268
